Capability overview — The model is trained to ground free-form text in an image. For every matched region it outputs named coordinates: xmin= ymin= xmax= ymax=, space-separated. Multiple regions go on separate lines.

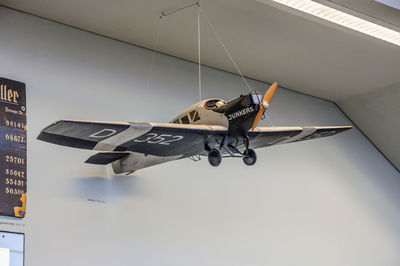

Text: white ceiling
xmin=1 ymin=0 xmax=399 ymax=170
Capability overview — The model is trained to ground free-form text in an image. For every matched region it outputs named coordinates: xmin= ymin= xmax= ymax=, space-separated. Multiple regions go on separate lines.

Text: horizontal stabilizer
xmin=85 ymin=152 xmax=130 ymax=165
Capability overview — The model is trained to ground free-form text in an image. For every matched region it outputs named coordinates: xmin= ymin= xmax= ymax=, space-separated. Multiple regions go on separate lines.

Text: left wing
xmin=37 ymin=119 xmax=227 ymax=157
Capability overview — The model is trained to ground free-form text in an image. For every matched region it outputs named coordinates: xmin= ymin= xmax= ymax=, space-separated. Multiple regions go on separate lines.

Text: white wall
xmin=337 ymin=82 xmax=400 ymax=170
xmin=0 ymin=6 xmax=399 ymax=266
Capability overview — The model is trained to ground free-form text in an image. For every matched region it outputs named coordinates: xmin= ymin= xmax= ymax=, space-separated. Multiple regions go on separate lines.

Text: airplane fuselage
xmin=170 ymin=91 xmax=263 ymax=137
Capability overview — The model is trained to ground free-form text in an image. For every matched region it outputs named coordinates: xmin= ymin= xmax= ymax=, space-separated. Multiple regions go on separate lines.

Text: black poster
xmin=0 ymin=77 xmax=26 ymax=218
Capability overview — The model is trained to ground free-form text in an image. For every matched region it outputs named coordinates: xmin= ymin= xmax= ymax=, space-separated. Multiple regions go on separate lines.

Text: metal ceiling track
xmin=160 ymin=0 xmax=200 ymax=19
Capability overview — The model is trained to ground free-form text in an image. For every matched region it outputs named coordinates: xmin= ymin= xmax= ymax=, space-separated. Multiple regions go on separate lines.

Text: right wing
xmin=248 ymin=125 xmax=352 ymax=149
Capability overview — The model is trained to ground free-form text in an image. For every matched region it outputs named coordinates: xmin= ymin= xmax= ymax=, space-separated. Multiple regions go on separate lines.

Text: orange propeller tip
xmin=265 ymin=82 xmax=278 ymax=104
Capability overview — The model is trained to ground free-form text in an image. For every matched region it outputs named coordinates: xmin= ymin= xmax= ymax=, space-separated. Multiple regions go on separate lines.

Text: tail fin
xmin=85 ymin=152 xmax=129 ymax=165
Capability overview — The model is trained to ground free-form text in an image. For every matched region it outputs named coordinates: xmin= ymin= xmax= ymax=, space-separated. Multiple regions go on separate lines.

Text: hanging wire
xmin=146 ymin=17 xmax=162 ymax=91
xmin=264 ymin=111 xmax=274 ymax=126
xmin=156 ymin=2 xmax=274 ymax=127
xmin=197 ymin=6 xmax=202 ymax=101
xmin=199 ymin=8 xmax=252 ymax=92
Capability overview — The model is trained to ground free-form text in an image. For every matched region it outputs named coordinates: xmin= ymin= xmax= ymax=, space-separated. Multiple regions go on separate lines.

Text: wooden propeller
xmin=251 ymin=82 xmax=277 ymax=130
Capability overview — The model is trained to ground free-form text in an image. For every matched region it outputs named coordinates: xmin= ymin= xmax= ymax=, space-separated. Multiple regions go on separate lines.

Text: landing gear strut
xmin=206 ymin=135 xmax=257 ymax=167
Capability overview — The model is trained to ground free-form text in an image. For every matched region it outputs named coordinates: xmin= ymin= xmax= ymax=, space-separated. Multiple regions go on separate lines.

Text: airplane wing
xmin=37 ymin=120 xmax=228 ymax=158
xmin=248 ymin=125 xmax=352 ymax=149
xmin=37 ymin=120 xmax=351 ymax=167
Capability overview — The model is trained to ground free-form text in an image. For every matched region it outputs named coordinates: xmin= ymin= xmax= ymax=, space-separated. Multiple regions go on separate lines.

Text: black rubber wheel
xmin=208 ymin=148 xmax=222 ymax=167
xmin=243 ymin=149 xmax=257 ymax=166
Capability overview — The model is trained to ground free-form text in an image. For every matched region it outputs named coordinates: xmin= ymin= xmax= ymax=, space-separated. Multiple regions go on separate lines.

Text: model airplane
xmin=37 ymin=82 xmax=351 ymax=174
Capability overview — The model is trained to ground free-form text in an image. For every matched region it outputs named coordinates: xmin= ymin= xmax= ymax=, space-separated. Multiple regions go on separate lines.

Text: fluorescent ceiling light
xmin=375 ymin=0 xmax=400 ymax=10
xmin=261 ymin=0 xmax=400 ymax=47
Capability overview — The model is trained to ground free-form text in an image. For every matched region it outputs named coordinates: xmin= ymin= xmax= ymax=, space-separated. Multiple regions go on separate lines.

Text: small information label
xmin=0 ymin=78 xmax=26 ymax=218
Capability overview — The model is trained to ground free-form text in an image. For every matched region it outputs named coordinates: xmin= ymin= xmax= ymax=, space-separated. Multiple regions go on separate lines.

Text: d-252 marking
xmin=134 ymin=133 xmax=184 ymax=145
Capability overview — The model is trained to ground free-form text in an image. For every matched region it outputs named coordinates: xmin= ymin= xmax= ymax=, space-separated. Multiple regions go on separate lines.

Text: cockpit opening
xmin=204 ymin=99 xmax=226 ymax=109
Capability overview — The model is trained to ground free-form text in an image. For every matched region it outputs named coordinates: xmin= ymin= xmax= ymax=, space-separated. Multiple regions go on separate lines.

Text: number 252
xmin=134 ymin=133 xmax=183 ymax=145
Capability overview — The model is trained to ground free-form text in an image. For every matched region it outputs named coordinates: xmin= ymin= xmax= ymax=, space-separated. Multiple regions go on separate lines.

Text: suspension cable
xmin=157 ymin=1 xmax=252 ymax=98
xmin=146 ymin=18 xmax=161 ymax=91
xmin=197 ymin=6 xmax=202 ymax=101
xmin=199 ymin=8 xmax=252 ymax=92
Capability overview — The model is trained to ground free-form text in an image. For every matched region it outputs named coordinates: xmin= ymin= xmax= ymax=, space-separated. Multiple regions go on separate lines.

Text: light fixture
xmin=258 ymin=0 xmax=400 ymax=47
xmin=375 ymin=0 xmax=400 ymax=10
